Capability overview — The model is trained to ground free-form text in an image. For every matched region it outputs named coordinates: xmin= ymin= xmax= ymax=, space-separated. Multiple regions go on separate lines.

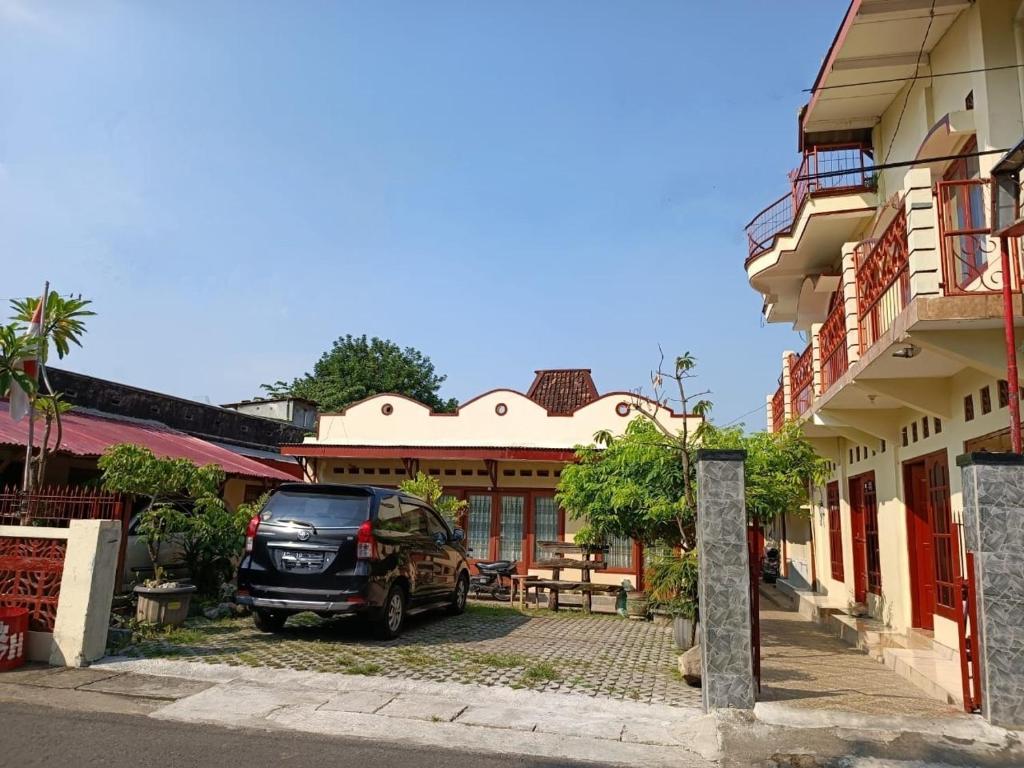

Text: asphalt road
xmin=0 ymin=702 xmax=599 ymax=768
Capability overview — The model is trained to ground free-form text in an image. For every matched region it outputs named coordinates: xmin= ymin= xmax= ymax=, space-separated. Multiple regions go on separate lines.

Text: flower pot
xmin=673 ymin=616 xmax=696 ymax=651
xmin=134 ymin=584 xmax=197 ymax=626
xmin=625 ymin=591 xmax=649 ymax=621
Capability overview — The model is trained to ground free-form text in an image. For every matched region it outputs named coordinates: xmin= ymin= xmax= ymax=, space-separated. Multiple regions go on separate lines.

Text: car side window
xmin=424 ymin=509 xmax=449 ymax=539
xmin=400 ymin=501 xmax=429 ymax=535
xmin=377 ymin=496 xmax=406 ymax=532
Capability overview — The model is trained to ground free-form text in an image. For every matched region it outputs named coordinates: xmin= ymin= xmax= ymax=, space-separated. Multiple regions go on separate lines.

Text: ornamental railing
xmin=790 ymin=344 xmax=814 ymax=417
xmin=0 ymin=486 xmax=126 ymax=527
xmin=856 ymin=209 xmax=910 ymax=353
xmin=937 ymin=178 xmax=1020 ymax=295
xmin=771 ymin=382 xmax=785 ymax=432
xmin=745 ymin=144 xmax=874 ymax=261
xmin=819 ymin=290 xmax=849 ymax=394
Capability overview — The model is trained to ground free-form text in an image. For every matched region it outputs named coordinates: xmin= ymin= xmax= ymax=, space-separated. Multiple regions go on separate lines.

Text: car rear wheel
xmin=253 ymin=609 xmax=287 ymax=633
xmin=448 ymin=573 xmax=469 ymax=615
xmin=373 ymin=584 xmax=405 ymax=640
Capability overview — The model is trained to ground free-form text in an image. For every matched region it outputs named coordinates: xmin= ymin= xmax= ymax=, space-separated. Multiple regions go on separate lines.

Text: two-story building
xmin=745 ymin=0 xmax=1024 ymax=708
xmin=281 ymin=368 xmax=701 ymax=589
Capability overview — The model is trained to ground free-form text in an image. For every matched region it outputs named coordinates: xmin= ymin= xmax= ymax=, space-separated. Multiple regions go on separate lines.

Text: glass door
xmin=466 ymin=494 xmax=493 ymax=560
xmin=499 ymin=495 xmax=524 ymax=562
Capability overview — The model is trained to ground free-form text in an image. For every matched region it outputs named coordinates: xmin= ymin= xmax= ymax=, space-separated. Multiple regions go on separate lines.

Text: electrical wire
xmin=718 ymin=403 xmax=770 ymax=429
xmin=803 ymin=63 xmax=1024 ymax=93
xmin=790 ymin=147 xmax=1009 ymax=184
xmin=883 ymin=0 xmax=937 ymax=165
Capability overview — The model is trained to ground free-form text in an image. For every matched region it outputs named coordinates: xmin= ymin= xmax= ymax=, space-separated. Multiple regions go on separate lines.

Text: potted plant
xmin=99 ymin=444 xmax=232 ymax=626
xmin=646 ymin=549 xmax=699 ymax=650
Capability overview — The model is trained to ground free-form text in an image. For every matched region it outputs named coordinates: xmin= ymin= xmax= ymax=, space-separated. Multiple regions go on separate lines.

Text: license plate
xmin=281 ymin=551 xmax=326 ymax=570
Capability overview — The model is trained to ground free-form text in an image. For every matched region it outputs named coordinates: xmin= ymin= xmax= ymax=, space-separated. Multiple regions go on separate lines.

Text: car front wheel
xmin=373 ymin=584 xmax=405 ymax=640
xmin=448 ymin=573 xmax=469 ymax=615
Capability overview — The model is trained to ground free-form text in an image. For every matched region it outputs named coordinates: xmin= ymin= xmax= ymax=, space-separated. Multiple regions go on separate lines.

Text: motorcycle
xmin=762 ymin=546 xmax=781 ymax=584
xmin=470 ymin=560 xmax=518 ymax=601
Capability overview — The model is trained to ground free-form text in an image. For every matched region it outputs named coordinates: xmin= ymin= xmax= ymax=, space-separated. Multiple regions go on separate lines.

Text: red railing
xmin=819 ymin=290 xmax=848 ymax=393
xmin=0 ymin=536 xmax=67 ymax=632
xmin=936 ymin=178 xmax=1019 ymax=295
xmin=856 ymin=209 xmax=910 ymax=352
xmin=0 ymin=486 xmax=126 ymax=527
xmin=771 ymin=383 xmax=785 ymax=432
xmin=790 ymin=344 xmax=814 ymax=417
xmin=745 ymin=144 xmax=874 ymax=261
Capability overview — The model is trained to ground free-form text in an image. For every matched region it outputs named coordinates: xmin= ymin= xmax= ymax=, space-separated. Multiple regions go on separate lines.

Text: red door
xmin=905 ymin=461 xmax=936 ymax=630
xmin=849 ymin=475 xmax=869 ymax=604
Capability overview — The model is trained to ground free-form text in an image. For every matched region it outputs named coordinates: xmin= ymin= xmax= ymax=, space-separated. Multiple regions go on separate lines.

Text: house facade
xmin=745 ymin=0 xmax=1024 ymax=706
xmin=281 ymin=369 xmax=701 ymax=588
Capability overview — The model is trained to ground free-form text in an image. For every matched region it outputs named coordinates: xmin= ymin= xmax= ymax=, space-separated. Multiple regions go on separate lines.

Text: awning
xmin=0 ymin=401 xmax=294 ymax=481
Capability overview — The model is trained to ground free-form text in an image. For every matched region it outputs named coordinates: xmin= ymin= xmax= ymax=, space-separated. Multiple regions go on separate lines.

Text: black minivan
xmin=236 ymin=483 xmax=471 ymax=639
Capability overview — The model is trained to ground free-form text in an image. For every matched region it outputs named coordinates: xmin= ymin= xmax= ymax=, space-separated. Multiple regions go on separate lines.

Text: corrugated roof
xmin=526 ymin=369 xmax=599 ymax=414
xmin=0 ymin=401 xmax=294 ymax=481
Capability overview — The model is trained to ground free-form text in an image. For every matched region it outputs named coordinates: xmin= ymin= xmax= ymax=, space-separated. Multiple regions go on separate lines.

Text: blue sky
xmin=1 ymin=1 xmax=845 ymax=427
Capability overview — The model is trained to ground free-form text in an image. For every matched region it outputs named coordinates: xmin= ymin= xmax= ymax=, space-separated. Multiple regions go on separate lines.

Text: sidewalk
xmin=92 ymin=656 xmax=717 ymax=767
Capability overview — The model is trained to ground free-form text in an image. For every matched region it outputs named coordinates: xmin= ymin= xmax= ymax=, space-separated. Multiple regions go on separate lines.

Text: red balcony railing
xmin=771 ymin=382 xmax=785 ymax=432
xmin=745 ymin=144 xmax=874 ymax=262
xmin=790 ymin=344 xmax=814 ymax=417
xmin=937 ymin=178 xmax=1020 ymax=295
xmin=856 ymin=209 xmax=909 ymax=352
xmin=819 ymin=290 xmax=848 ymax=393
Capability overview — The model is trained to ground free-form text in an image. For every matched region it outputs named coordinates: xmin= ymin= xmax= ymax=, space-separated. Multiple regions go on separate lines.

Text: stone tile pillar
xmin=696 ymin=449 xmax=755 ymax=712
xmin=958 ymin=452 xmax=1024 ymax=729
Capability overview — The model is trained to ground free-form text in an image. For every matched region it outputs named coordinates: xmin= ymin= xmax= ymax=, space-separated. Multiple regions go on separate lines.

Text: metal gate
xmin=954 ymin=517 xmax=983 ymax=713
xmin=747 ymin=522 xmax=762 ymax=693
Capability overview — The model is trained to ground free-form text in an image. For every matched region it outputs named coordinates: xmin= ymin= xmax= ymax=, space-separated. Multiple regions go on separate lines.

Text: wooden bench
xmin=526 ymin=541 xmax=618 ymax=613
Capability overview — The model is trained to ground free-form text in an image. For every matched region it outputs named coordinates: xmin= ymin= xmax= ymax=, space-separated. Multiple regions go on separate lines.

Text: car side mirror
xmin=451 ymin=527 xmax=465 ymax=543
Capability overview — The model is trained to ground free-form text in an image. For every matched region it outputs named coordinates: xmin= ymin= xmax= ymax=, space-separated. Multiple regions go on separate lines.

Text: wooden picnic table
xmin=529 ymin=540 xmax=612 ymax=614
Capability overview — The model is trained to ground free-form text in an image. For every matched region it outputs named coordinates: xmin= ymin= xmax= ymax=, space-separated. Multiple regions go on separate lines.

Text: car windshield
xmin=262 ymin=491 xmax=371 ymax=528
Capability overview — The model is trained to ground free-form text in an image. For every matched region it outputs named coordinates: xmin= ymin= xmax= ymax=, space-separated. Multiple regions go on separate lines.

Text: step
xmin=828 ymin=613 xmax=907 ymax=660
xmin=774 ymin=579 xmax=846 ymax=625
xmin=882 ymin=646 xmax=965 ymax=707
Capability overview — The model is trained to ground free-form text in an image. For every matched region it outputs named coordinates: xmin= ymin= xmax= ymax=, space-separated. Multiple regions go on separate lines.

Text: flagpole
xmin=21 ymin=282 xmax=48 ymax=495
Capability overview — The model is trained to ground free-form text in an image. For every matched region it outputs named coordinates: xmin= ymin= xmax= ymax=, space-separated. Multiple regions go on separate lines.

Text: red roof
xmin=0 ymin=401 xmax=294 ymax=481
xmin=526 ymin=369 xmax=599 ymax=415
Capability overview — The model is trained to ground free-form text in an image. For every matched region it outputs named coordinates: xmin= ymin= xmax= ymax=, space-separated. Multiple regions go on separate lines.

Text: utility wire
xmin=718 ymin=403 xmax=770 ymax=429
xmin=791 ymin=147 xmax=1009 ymax=184
xmin=803 ymin=63 xmax=1024 ymax=93
xmin=884 ymin=0 xmax=937 ymax=165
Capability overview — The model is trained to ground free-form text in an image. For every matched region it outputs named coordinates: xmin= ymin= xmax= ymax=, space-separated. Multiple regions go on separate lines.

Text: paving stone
xmin=319 ymin=690 xmax=395 ymax=714
xmin=455 ymin=705 xmax=539 ymax=731
xmin=377 ymin=694 xmax=466 ymax=722
xmin=77 ymin=673 xmax=214 ymax=700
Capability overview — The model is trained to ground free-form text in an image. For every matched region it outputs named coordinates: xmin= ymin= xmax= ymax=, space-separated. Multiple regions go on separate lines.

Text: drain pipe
xmin=1000 ymin=234 xmax=1022 ymax=453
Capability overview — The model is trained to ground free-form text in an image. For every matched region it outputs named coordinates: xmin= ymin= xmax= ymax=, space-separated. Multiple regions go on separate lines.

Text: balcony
xmin=856 ymin=209 xmax=910 ymax=352
xmin=745 ymin=144 xmax=875 ymax=262
xmin=771 ymin=383 xmax=785 ymax=433
xmin=790 ymin=344 xmax=814 ymax=418
xmin=745 ymin=144 xmax=878 ymax=328
xmin=819 ymin=290 xmax=848 ymax=393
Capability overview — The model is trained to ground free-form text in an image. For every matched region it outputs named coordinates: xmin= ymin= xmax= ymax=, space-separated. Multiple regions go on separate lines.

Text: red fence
xmin=790 ymin=345 xmax=814 ymax=417
xmin=0 ymin=487 xmax=129 ymax=632
xmin=745 ymin=144 xmax=874 ymax=261
xmin=819 ymin=291 xmax=849 ymax=394
xmin=856 ymin=209 xmax=910 ymax=352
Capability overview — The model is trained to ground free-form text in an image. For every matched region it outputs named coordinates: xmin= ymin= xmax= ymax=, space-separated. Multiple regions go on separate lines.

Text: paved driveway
xmin=118 ymin=603 xmax=701 ymax=708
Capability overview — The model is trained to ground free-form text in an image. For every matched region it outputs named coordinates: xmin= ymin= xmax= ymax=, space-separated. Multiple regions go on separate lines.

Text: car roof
xmin=274 ymin=482 xmax=432 ymax=506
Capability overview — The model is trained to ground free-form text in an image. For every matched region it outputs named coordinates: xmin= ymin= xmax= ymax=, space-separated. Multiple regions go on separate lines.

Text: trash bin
xmin=0 ymin=607 xmax=28 ymax=672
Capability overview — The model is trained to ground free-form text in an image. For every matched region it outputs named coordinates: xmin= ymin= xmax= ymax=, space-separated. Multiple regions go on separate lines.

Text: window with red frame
xmin=941 ymin=137 xmax=986 ymax=285
xmin=827 ymin=481 xmax=844 ymax=581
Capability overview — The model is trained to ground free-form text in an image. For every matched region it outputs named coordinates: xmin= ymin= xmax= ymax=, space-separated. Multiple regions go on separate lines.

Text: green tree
xmin=99 ymin=443 xmax=246 ymax=594
xmin=263 ymin=334 xmax=457 ymax=412
xmin=398 ymin=471 xmax=468 ymax=526
xmin=10 ymin=293 xmax=95 ymax=362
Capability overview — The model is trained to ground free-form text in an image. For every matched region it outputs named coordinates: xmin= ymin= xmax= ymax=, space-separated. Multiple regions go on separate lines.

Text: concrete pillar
xmin=765 ymin=394 xmax=774 ymax=432
xmin=958 ymin=453 xmax=1024 ymax=729
xmin=903 ymin=166 xmax=941 ymax=299
xmin=50 ymin=519 xmax=122 ymax=667
xmin=696 ymin=449 xmax=755 ymax=712
xmin=841 ymin=241 xmax=861 ymax=365
xmin=781 ymin=351 xmax=795 ymax=420
xmin=810 ymin=322 xmax=823 ymax=398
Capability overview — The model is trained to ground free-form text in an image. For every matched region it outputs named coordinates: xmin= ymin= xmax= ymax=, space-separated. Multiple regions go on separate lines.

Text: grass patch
xmin=521 ymin=662 xmax=560 ymax=684
xmin=395 ymin=648 xmax=434 ymax=668
xmin=160 ymin=627 xmax=205 ymax=645
xmin=343 ymin=661 xmax=381 ymax=676
xmin=476 ymin=652 xmax=526 ymax=669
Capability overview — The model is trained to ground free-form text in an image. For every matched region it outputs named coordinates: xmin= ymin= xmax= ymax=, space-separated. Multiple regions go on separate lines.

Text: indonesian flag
xmin=9 ymin=299 xmax=43 ymax=422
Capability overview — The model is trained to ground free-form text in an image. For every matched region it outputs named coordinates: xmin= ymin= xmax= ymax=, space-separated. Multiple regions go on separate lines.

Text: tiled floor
xmin=117 ymin=602 xmax=703 ymax=708
xmin=758 ymin=588 xmax=963 ymax=717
